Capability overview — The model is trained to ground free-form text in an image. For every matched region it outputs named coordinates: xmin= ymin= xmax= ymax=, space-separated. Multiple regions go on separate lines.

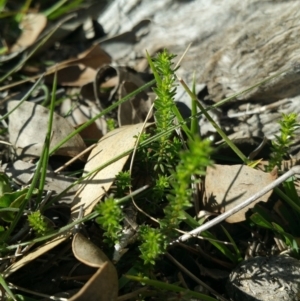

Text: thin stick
xmin=175 ymin=42 xmax=192 ymax=69
xmin=54 ymin=143 xmax=96 ymax=173
xmin=129 ymin=102 xmax=158 ymax=223
xmin=174 ymin=165 xmax=300 ymax=243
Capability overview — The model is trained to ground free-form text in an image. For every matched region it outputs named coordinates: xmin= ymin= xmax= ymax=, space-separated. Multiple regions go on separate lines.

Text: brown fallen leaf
xmin=45 ymin=44 xmax=111 ymax=87
xmin=72 ymin=233 xmax=110 ymax=267
xmin=71 ymin=123 xmax=151 ymax=218
xmin=8 ymin=100 xmax=86 ymax=159
xmin=69 ymin=262 xmax=118 ymax=301
xmin=10 ymin=13 xmax=47 ymax=53
xmin=30 ymin=3 xmax=107 ymax=56
xmin=70 ymin=233 xmax=118 ymax=301
xmin=118 ymin=81 xmax=154 ymax=126
xmin=204 ymin=164 xmax=277 ymax=223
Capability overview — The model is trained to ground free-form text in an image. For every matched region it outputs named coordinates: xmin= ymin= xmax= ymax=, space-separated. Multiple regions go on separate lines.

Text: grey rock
xmin=227 ymin=256 xmax=300 ymax=301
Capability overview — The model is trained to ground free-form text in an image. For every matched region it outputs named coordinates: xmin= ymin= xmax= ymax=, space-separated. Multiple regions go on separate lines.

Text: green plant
xmin=93 ymin=50 xmax=213 ymax=264
xmin=269 ymin=113 xmax=300 ymax=169
xmin=152 ymin=175 xmax=169 ymax=199
xmin=28 ymin=211 xmax=52 ymax=237
xmin=146 ymin=50 xmax=182 ymax=173
xmin=136 ymin=50 xmax=214 ymax=263
xmin=250 ymin=206 xmax=299 ymax=255
xmin=139 ymin=226 xmax=167 ymax=265
xmin=107 ymin=118 xmax=117 ymax=131
xmin=269 ymin=113 xmax=300 ymax=170
xmin=161 ymin=137 xmax=212 ymax=229
xmin=42 ymin=0 xmax=84 ymax=20
xmin=125 ymin=274 xmax=218 ymax=301
xmin=138 ymin=137 xmax=213 ymax=263
xmin=2 ymin=15 xmax=300 ymax=298
xmin=115 ymin=170 xmax=132 ymax=196
xmin=250 ymin=113 xmax=300 ymax=256
xmin=95 ymin=197 xmax=124 ymax=245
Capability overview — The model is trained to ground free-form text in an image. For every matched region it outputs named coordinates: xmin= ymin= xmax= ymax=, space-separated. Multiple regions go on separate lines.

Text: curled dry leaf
xmin=80 ymin=64 xmax=148 ymax=110
xmin=8 ymin=100 xmax=86 ymax=159
xmin=204 ymin=164 xmax=277 ymax=223
xmin=81 ymin=64 xmax=119 ymax=108
xmin=68 ymin=262 xmax=118 ymax=301
xmin=61 ymin=98 xmax=107 ymax=140
xmin=80 ymin=64 xmax=118 ymax=104
xmin=72 ymin=232 xmax=110 ymax=268
xmin=71 ymin=123 xmax=151 ymax=218
xmin=118 ymin=81 xmax=154 ymax=126
xmin=45 ymin=44 xmax=111 ymax=87
xmin=70 ymin=233 xmax=118 ymax=301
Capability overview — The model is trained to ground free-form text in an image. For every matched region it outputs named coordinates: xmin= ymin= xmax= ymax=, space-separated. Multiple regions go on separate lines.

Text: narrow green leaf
xmin=0 ymin=173 xmax=12 ymax=195
xmin=1 ymin=193 xmax=27 ymax=223
xmin=283 ymin=177 xmax=300 ymax=206
xmin=125 ymin=275 xmax=218 ymax=301
xmin=146 ymin=50 xmax=162 ymax=86
xmin=221 ymin=225 xmax=242 ymax=262
xmin=0 ymin=273 xmax=16 ymax=300
xmin=201 ymin=231 xmax=237 ymax=263
xmin=36 ymin=70 xmax=57 ymax=204
xmin=250 ymin=212 xmax=273 ymax=230
xmin=190 ymin=71 xmax=199 ymax=136
xmin=180 ymin=79 xmax=249 ymax=164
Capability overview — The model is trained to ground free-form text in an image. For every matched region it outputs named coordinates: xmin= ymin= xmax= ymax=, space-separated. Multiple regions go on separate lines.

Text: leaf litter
xmin=1 ymin=1 xmax=300 ymax=300
xmin=204 ymin=164 xmax=277 ymax=223
xmin=8 ymin=100 xmax=86 ymax=159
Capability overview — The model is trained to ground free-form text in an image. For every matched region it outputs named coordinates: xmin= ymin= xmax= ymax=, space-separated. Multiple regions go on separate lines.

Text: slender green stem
xmin=212 ymin=67 xmax=292 ymax=109
xmin=180 ymin=79 xmax=249 ymax=164
xmin=0 ymin=75 xmax=44 ymax=121
xmin=42 ymin=0 xmax=68 ymax=17
xmin=40 ymin=84 xmax=50 ymax=106
xmin=3 ymin=185 xmax=148 ymax=251
xmin=125 ymin=275 xmax=218 ymax=301
xmin=0 ymin=75 xmax=59 ymax=242
xmin=36 ymin=72 xmax=57 ymax=204
xmin=190 ymin=71 xmax=198 ymax=136
xmin=2 ymin=145 xmax=45 ymax=242
xmin=0 ymin=273 xmax=16 ymax=301
xmin=274 ymin=187 xmax=300 ymax=213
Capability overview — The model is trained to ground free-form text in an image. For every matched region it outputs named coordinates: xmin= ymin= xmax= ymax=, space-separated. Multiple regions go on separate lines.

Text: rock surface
xmin=98 ymin=0 xmax=300 ymax=142
xmin=226 ymin=256 xmax=300 ymax=301
xmin=99 ymin=0 xmax=300 ymax=101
